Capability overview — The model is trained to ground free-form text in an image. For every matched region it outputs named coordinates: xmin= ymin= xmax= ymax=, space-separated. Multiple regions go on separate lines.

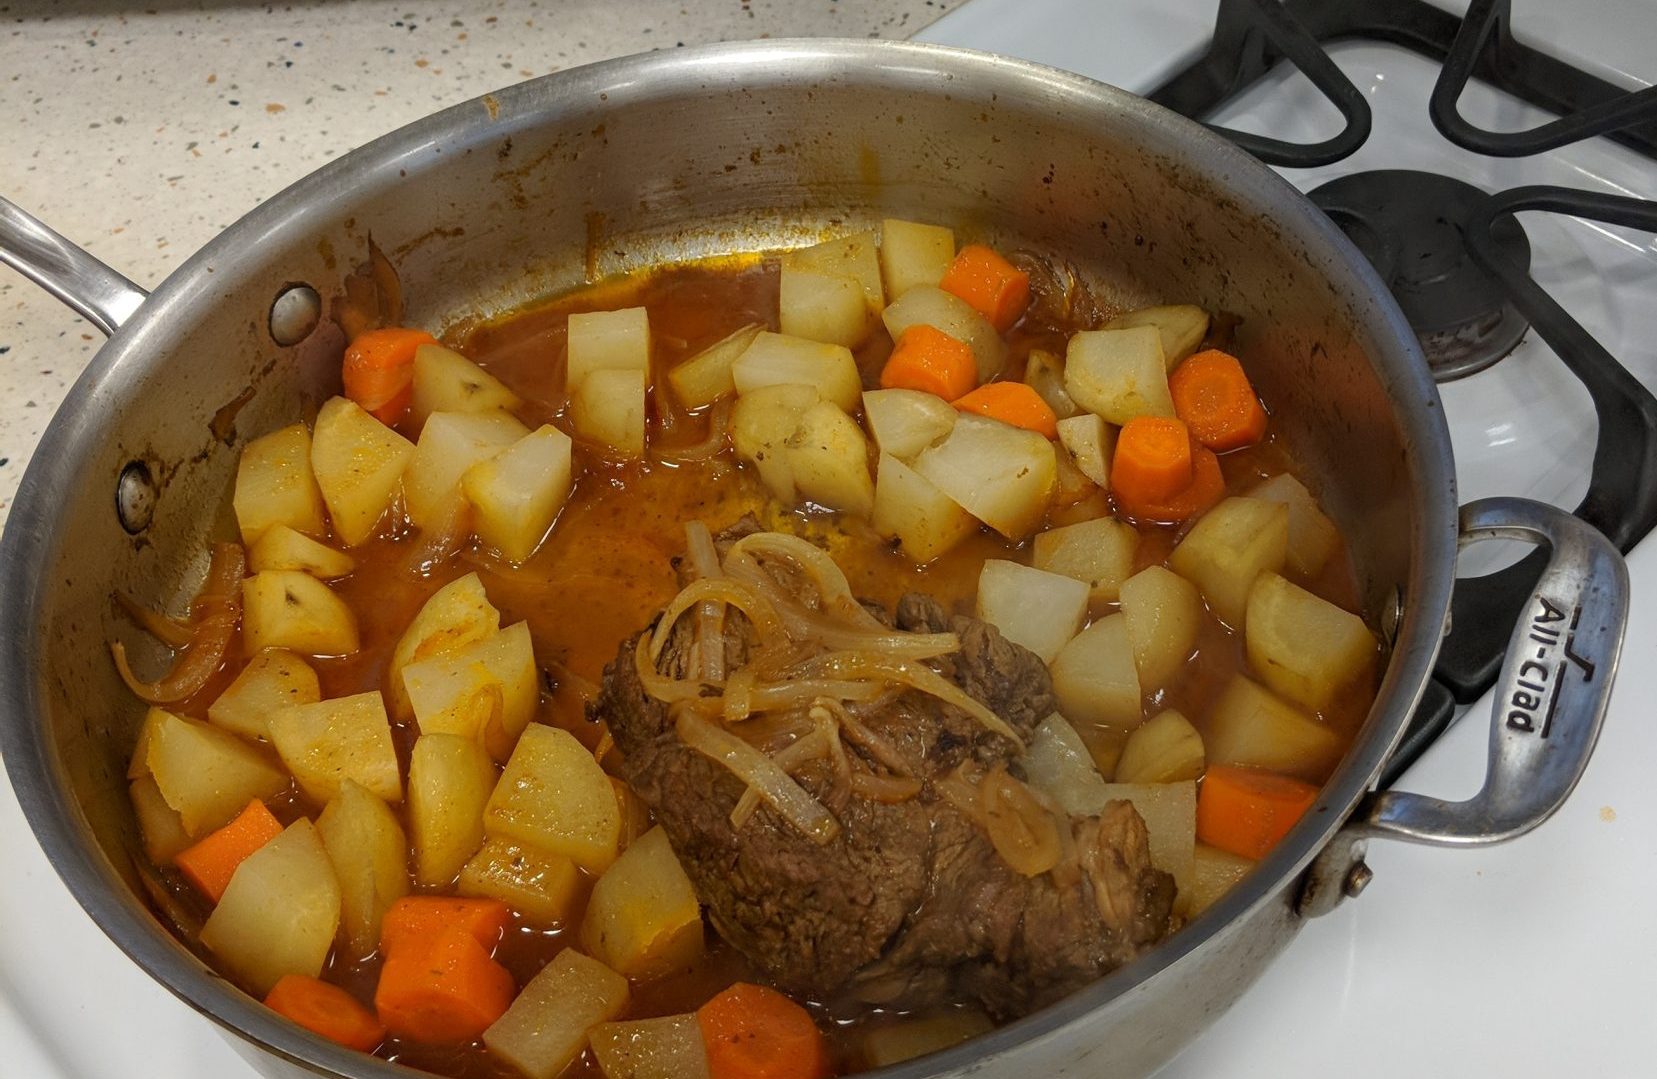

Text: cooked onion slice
xmin=848 ymin=773 xmax=924 ymax=803
xmin=648 ymin=578 xmax=783 ymax=668
xmin=803 ymin=651 xmax=1024 ymax=748
xmin=684 ymin=520 xmax=727 ymax=682
xmin=114 ymin=592 xmax=195 ymax=649
xmin=726 ymin=531 xmax=884 ymax=626
xmin=677 ymin=710 xmax=840 ymax=844
xmin=634 ymin=634 xmax=720 ymax=703
xmin=723 ymin=678 xmax=883 ymax=723
xmin=110 ymin=542 xmax=245 ymax=704
xmin=980 ymin=768 xmax=1062 ymax=878
xmin=657 ymin=399 xmax=732 ymax=463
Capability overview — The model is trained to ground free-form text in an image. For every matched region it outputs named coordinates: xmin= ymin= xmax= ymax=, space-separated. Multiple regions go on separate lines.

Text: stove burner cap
xmin=1310 ymin=171 xmax=1531 ymax=381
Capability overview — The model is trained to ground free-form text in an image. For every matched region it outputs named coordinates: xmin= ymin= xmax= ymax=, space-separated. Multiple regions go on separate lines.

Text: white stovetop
xmin=3 ymin=0 xmax=1655 ymax=1077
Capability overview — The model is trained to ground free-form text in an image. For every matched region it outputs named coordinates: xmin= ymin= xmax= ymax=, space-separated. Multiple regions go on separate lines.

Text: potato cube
xmin=861 ymin=1012 xmax=993 ymax=1069
xmin=591 ymin=1013 xmax=713 ymax=1079
xmin=882 ymin=285 xmax=1006 ymax=382
xmin=1063 ymin=326 xmax=1175 ymax=424
xmin=668 ymin=323 xmax=763 ymax=409
xmin=1113 ymin=709 xmax=1204 ymax=784
xmin=1024 ymin=348 xmax=1080 ymax=420
xmin=268 ymin=691 xmax=402 ymax=805
xmin=783 ymin=231 xmax=884 ymax=313
xmin=462 ymin=424 xmax=575 ymax=564
xmin=458 ymin=837 xmax=582 ymax=927
xmin=1055 ymin=413 xmax=1114 ymax=489
xmin=387 ymin=571 xmax=501 ymax=722
xmin=1103 ymin=304 xmax=1210 ymax=370
xmin=1049 ymin=614 xmax=1142 ymax=729
xmin=200 ymin=819 xmax=341 ymax=994
xmin=1187 ymin=843 xmax=1255 ymax=917
xmin=403 ymin=409 xmax=529 ymax=529
xmin=731 ymin=331 xmax=861 ymax=413
xmin=779 ymin=265 xmax=870 ymax=347
xmin=316 ymin=778 xmax=409 ymax=955
xmin=1051 ymin=449 xmax=1098 ymax=507
xmin=1206 ymin=675 xmax=1342 ymax=781
xmin=879 ymin=218 xmax=955 ymax=299
xmin=309 ymin=396 xmax=415 ymax=547
xmin=411 ymin=342 xmax=523 ymax=426
xmin=975 ymin=560 xmax=1089 ymax=663
xmin=1097 ymin=781 xmax=1196 ymax=909
xmin=233 ymin=423 xmax=327 ymax=546
xmin=788 ymin=400 xmax=876 ymax=518
xmin=731 ymin=383 xmax=818 ymax=505
xmin=572 ymin=367 xmax=649 ymax=456
xmin=485 ymin=724 xmax=622 ymax=872
xmin=1119 ymin=565 xmax=1203 ymax=689
xmin=1245 ymin=573 xmax=1374 ymax=712
xmin=128 ymin=705 xmax=169 ymax=779
xmin=872 ymin=453 xmax=978 ymax=563
xmin=1022 ymin=714 xmax=1111 ymax=817
xmin=404 ymin=621 xmax=539 ymax=761
xmin=130 ymin=775 xmax=193 ymax=864
xmin=581 ymin=826 xmax=704 ymax=981
xmin=1031 ymin=517 xmax=1138 ymax=603
xmin=568 ymin=307 xmax=650 ymax=389
xmin=484 ymin=949 xmax=630 ymax=1079
xmin=1248 ymin=473 xmax=1339 ymax=579
xmin=208 ymin=648 xmax=321 ymax=741
xmin=248 ymin=524 xmax=355 ymax=579
xmin=1168 ymin=496 xmax=1289 ymax=627
xmin=145 ymin=710 xmax=288 ymax=836
xmin=242 ymin=570 xmax=359 ymax=658
xmin=913 ymin=414 xmax=1056 ymax=539
xmin=409 ymin=732 xmax=497 ymax=886
xmin=862 ymin=388 xmax=957 ymax=462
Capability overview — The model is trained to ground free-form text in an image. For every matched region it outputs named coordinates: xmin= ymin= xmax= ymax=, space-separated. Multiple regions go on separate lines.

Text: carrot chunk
xmin=951 ymin=382 xmax=1059 ymax=439
xmin=379 ymin=895 xmax=511 ymax=958
xmin=1196 ymin=764 xmax=1320 ymax=861
xmin=1114 ymin=443 xmax=1226 ymax=525
xmin=697 ymin=983 xmax=830 ymax=1079
xmin=879 ymin=324 xmax=978 ymax=401
xmin=265 ymin=974 xmax=386 ymax=1052
xmin=341 ymin=326 xmax=437 ymax=426
xmin=1112 ymin=416 xmax=1194 ymax=504
xmin=374 ymin=925 xmax=516 ymax=1044
xmin=938 ymin=244 xmax=1031 ymax=333
xmin=172 ymin=799 xmax=283 ymax=903
xmin=1169 ymin=349 xmax=1268 ymax=451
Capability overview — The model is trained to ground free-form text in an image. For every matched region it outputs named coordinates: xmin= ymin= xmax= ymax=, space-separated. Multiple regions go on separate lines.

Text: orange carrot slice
xmin=374 ymin=925 xmax=516 ymax=1044
xmin=1196 ymin=764 xmax=1320 ymax=861
xmin=951 ymin=382 xmax=1059 ymax=438
xmin=342 ymin=327 xmax=437 ymax=426
xmin=172 ymin=799 xmax=283 ymax=903
xmin=379 ymin=895 xmax=512 ymax=958
xmin=879 ymin=324 xmax=978 ymax=401
xmin=1112 ymin=416 xmax=1194 ymax=504
xmin=697 ymin=983 xmax=830 ymax=1079
xmin=1169 ymin=349 xmax=1268 ymax=451
xmin=938 ymin=245 xmax=1031 ymax=333
xmin=1114 ymin=443 xmax=1226 ymax=525
xmin=265 ymin=974 xmax=386 ymax=1052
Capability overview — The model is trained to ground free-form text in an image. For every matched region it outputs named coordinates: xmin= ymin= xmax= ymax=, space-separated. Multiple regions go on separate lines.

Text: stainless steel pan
xmin=0 ymin=40 xmax=1628 ymax=1079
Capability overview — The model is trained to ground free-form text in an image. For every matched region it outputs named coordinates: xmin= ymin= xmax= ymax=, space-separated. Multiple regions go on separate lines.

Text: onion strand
xmin=677 ymin=709 xmax=840 ymax=844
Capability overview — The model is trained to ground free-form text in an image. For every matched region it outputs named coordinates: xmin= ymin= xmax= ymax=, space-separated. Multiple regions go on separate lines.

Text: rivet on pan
xmin=1343 ymin=861 xmax=1374 ymax=899
xmin=1380 ymin=586 xmax=1404 ymax=646
xmin=268 ymin=283 xmax=322 ymax=346
xmin=116 ymin=461 xmax=157 ymax=534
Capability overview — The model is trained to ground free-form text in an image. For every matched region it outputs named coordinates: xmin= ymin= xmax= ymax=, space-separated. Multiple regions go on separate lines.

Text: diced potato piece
xmin=387 ymin=572 xmax=501 ymax=722
xmin=411 ymin=342 xmax=523 ymax=427
xmin=268 ymin=691 xmax=402 ymax=805
xmin=780 ymin=266 xmax=870 ymax=347
xmin=862 ymin=1011 xmax=993 ymax=1068
xmin=199 ymin=820 xmax=341 ymax=994
xmin=208 ymin=648 xmax=321 ymax=740
xmin=462 ymin=424 xmax=575 ymax=564
xmin=872 ymin=453 xmax=978 ymax=563
xmin=409 ymin=733 xmax=497 ymax=886
xmin=404 ymin=409 xmax=529 ymax=529
xmin=613 ymin=779 xmax=652 ymax=854
xmin=128 ymin=705 xmax=168 ymax=779
xmin=1119 ymin=565 xmax=1202 ymax=689
xmin=145 ymin=710 xmax=288 ymax=836
xmin=1022 ymin=714 xmax=1111 ymax=817
xmin=581 ymin=826 xmax=703 ymax=981
xmin=485 ymin=724 xmax=622 ymax=872
xmin=1187 ymin=843 xmax=1256 ymax=917
xmin=1051 ymin=449 xmax=1097 ymax=506
xmin=668 ymin=323 xmax=763 ymax=408
xmin=131 ymin=775 xmax=193 ymax=863
xmin=1114 ymin=709 xmax=1204 ymax=784
xmin=316 ymin=778 xmax=409 ymax=955
xmin=1246 ymin=573 xmax=1374 ymax=713
xmin=1049 ymin=614 xmax=1141 ymax=729
xmin=1063 ymin=326 xmax=1175 ymax=424
xmin=1168 ymin=497 xmax=1289 ymax=627
xmin=975 ymin=560 xmax=1089 ymax=663
xmin=309 ymin=396 xmax=415 ymax=547
xmin=879 ymin=218 xmax=955 ymax=299
xmin=458 ymin=837 xmax=582 ymax=926
xmin=731 ymin=383 xmax=816 ymax=505
xmin=1207 ymin=675 xmax=1343 ymax=781
xmin=1098 ymin=781 xmax=1197 ymax=910
xmin=913 ymin=414 xmax=1056 ymax=539
xmin=568 ymin=307 xmax=650 ymax=389
xmin=882 ymin=285 xmax=1006 ymax=382
xmin=242 ymin=570 xmax=359 ymax=659
xmin=862 ymin=388 xmax=957 ymax=463
xmin=731 ymin=332 xmax=861 ymax=413
xmin=1024 ymin=348 xmax=1080 ymax=420
xmin=591 ymin=1014 xmax=712 ymax=1079
xmin=233 ymin=423 xmax=327 ymax=546
xmin=1103 ymin=304 xmax=1210 ymax=370
xmin=404 ymin=621 xmax=539 ymax=761
xmin=1031 ymin=517 xmax=1138 ymax=603
xmin=1055 ymin=413 xmax=1114 ymax=489
xmin=783 ymin=231 xmax=884 ymax=313
xmin=247 ymin=524 xmax=355 ymax=579
xmin=573 ymin=367 xmax=649 ymax=456
xmin=1249 ymin=473 xmax=1339 ymax=579
xmin=484 ymin=949 xmax=631 ymax=1079
xmin=731 ymin=385 xmax=874 ymax=516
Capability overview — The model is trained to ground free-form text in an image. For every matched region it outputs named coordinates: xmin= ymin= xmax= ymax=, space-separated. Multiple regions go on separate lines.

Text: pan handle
xmin=1298 ymin=497 xmax=1627 ymax=916
xmin=0 ymin=196 xmax=148 ymax=336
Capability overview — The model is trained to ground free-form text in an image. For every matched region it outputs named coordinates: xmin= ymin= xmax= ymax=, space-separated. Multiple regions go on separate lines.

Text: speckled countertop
xmin=0 ymin=0 xmax=954 ymax=532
